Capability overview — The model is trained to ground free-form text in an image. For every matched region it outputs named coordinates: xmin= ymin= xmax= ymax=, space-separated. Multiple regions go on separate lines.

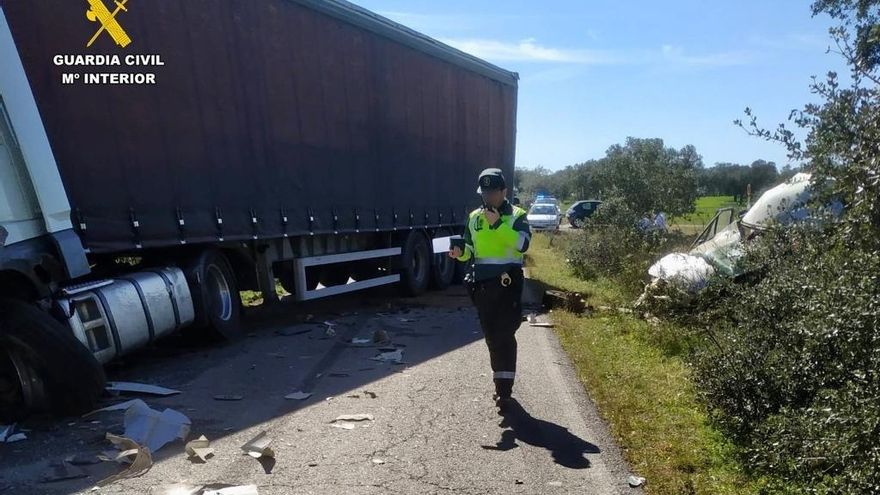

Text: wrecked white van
xmin=646 ymin=173 xmax=838 ymax=293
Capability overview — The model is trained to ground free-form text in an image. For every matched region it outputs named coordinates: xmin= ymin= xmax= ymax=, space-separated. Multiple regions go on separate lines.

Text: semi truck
xmin=0 ymin=0 xmax=518 ymax=420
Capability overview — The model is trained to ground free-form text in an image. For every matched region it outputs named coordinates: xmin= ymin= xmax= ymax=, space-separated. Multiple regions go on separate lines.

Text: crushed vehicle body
xmin=646 ymin=173 xmax=839 ymax=293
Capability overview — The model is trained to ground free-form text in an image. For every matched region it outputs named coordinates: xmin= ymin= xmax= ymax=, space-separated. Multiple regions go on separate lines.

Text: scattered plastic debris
xmin=351 ymin=338 xmax=371 ymax=345
xmin=106 ymin=382 xmax=181 ymax=396
xmin=5 ymin=432 xmax=25 ymax=443
xmin=122 ymin=399 xmax=191 ymax=453
xmin=0 ymin=424 xmax=12 ymax=442
xmin=156 ymin=484 xmax=203 ymax=495
xmin=332 ymin=414 xmax=374 ymax=422
xmin=185 ymin=435 xmax=214 ymax=463
xmin=526 ymin=313 xmax=537 ymax=323
xmin=84 ymin=399 xmax=143 ymax=417
xmin=203 ymin=485 xmax=258 ymax=495
xmin=330 ymin=423 xmax=355 ymax=430
xmin=41 ymin=461 xmax=88 ymax=483
xmin=370 ymin=349 xmax=403 ymax=364
xmin=529 ymin=322 xmax=555 ymax=328
xmin=372 ymin=458 xmax=385 ymax=465
xmin=213 ymin=395 xmax=244 ymax=401
xmin=241 ymin=431 xmax=274 ymax=459
xmin=627 ymin=475 xmax=646 ymax=487
xmin=323 ymin=321 xmax=337 ymax=337
xmin=284 ymin=391 xmax=313 ymax=401
xmin=97 ymin=434 xmax=152 ymax=487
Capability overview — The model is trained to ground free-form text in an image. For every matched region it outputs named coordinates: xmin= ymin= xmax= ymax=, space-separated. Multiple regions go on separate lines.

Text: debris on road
xmin=529 ymin=322 xmax=555 ymax=328
xmin=330 ymin=423 xmax=355 ymax=430
xmin=372 ymin=329 xmax=390 ymax=343
xmin=84 ymin=399 xmax=142 ymax=417
xmin=351 ymin=337 xmax=371 ymax=345
xmin=627 ymin=475 xmax=646 ymax=487
xmin=0 ymin=424 xmax=26 ymax=443
xmin=526 ymin=313 xmax=537 ymax=323
xmin=241 ymin=431 xmax=274 ymax=459
xmin=98 ymin=434 xmax=152 ymax=487
xmin=542 ymin=289 xmax=590 ymax=314
xmin=40 ymin=461 xmax=88 ymax=483
xmin=372 ymin=458 xmax=385 ymax=465
xmin=323 ymin=321 xmax=337 ymax=337
xmin=284 ymin=391 xmax=313 ymax=401
xmin=65 ymin=454 xmax=103 ymax=466
xmin=370 ymin=349 xmax=403 ymax=364
xmin=203 ymin=485 xmax=258 ymax=495
xmin=363 ymin=391 xmax=378 ymax=399
xmin=106 ymin=381 xmax=181 ymax=396
xmin=185 ymin=435 xmax=215 ymax=463
xmin=155 ymin=483 xmax=203 ymax=495
xmin=122 ymin=399 xmax=191 ymax=453
xmin=213 ymin=395 xmax=244 ymax=401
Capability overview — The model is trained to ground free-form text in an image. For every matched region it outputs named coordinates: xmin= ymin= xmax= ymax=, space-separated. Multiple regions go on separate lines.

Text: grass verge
xmin=525 ymin=233 xmax=759 ymax=495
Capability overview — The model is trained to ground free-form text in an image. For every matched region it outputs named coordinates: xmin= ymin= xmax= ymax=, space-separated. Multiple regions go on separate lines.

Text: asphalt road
xmin=0 ymin=282 xmax=637 ymax=495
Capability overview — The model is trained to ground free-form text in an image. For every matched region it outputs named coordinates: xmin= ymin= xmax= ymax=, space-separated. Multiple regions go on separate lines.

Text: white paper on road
xmin=241 ymin=431 xmax=274 ymax=459
xmin=122 ymin=399 xmax=191 ymax=453
xmin=370 ymin=349 xmax=403 ymax=363
xmin=98 ymin=433 xmax=153 ymax=487
xmin=106 ymin=381 xmax=181 ymax=396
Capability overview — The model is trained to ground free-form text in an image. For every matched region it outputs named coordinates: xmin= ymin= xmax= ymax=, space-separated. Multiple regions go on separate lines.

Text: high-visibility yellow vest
xmin=457 ymin=204 xmax=530 ymax=268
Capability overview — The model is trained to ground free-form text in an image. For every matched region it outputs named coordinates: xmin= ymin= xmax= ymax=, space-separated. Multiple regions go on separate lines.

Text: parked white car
xmin=527 ymin=204 xmax=561 ymax=230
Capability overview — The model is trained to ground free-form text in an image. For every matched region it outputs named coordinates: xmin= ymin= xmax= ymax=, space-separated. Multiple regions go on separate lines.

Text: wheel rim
xmin=206 ymin=264 xmax=233 ymax=321
xmin=0 ymin=346 xmax=46 ymax=417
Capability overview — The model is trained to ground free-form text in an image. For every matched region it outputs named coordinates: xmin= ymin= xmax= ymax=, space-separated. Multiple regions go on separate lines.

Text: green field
xmin=670 ymin=196 xmax=742 ymax=235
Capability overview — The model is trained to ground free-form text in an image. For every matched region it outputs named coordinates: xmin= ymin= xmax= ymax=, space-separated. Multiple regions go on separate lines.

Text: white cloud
xmin=436 ymin=37 xmax=617 ymax=64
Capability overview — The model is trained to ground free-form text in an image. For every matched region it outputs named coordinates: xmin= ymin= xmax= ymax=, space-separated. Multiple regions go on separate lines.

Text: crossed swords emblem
xmin=86 ymin=0 xmax=131 ymax=48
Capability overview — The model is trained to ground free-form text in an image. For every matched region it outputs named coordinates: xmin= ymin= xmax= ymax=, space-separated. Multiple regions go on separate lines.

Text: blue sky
xmin=354 ymin=0 xmax=846 ymax=171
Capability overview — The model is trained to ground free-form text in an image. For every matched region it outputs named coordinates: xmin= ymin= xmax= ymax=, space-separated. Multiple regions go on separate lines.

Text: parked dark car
xmin=566 ymin=200 xmax=602 ymax=228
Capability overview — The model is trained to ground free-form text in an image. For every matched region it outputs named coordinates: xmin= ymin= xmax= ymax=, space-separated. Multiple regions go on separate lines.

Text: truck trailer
xmin=0 ymin=0 xmax=518 ymax=420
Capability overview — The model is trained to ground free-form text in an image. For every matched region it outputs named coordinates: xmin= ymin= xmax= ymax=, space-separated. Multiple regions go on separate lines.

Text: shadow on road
xmin=481 ymin=398 xmax=600 ymax=469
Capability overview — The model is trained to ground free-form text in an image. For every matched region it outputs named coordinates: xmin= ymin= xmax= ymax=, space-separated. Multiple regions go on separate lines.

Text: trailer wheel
xmin=429 ymin=231 xmax=456 ymax=290
xmin=0 ymin=299 xmax=105 ymax=421
xmin=399 ymin=231 xmax=431 ymax=296
xmin=186 ymin=250 xmax=242 ymax=340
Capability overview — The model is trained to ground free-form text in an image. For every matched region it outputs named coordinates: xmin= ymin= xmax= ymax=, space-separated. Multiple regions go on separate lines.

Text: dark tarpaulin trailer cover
xmin=2 ymin=0 xmax=518 ymax=252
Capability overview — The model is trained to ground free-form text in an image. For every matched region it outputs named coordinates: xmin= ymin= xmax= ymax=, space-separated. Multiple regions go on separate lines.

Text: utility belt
xmin=465 ymin=266 xmax=524 ymax=302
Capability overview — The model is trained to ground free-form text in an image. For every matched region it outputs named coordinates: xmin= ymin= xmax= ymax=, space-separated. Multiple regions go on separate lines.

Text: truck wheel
xmin=429 ymin=232 xmax=456 ymax=290
xmin=0 ymin=299 xmax=105 ymax=421
xmin=186 ymin=250 xmax=242 ymax=340
xmin=399 ymin=231 xmax=431 ymax=296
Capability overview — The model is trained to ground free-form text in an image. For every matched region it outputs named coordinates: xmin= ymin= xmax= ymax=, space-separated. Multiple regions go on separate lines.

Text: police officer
xmin=448 ymin=168 xmax=531 ymax=409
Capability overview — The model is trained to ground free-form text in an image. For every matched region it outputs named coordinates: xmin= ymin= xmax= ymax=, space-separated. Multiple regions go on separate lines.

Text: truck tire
xmin=185 ymin=250 xmax=242 ymax=340
xmin=0 ymin=299 xmax=105 ymax=421
xmin=398 ymin=231 xmax=431 ymax=296
xmin=429 ymin=231 xmax=456 ymax=290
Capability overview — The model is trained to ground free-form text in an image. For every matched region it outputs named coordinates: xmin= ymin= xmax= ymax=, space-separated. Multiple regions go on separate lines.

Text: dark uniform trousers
xmin=467 ymin=266 xmax=524 ymax=398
